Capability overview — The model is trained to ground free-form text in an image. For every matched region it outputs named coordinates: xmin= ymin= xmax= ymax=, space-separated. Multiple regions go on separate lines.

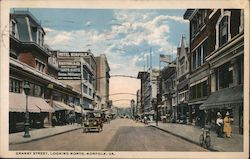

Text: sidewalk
xmin=149 ymin=122 xmax=243 ymax=152
xmin=9 ymin=124 xmax=82 ymax=145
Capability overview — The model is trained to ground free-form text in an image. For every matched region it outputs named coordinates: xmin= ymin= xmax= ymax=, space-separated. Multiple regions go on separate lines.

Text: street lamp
xmin=23 ymin=81 xmax=31 ymax=138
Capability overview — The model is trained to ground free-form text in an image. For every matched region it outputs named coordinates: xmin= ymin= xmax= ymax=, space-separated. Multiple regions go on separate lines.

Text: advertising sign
xmin=58 ymin=61 xmax=81 ymax=80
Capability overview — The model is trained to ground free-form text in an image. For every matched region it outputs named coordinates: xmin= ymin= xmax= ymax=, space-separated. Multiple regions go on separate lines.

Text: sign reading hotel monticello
xmin=58 ymin=61 xmax=81 ymax=80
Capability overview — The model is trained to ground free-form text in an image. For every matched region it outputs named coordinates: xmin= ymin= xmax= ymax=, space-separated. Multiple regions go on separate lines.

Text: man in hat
xmin=223 ymin=112 xmax=234 ymax=138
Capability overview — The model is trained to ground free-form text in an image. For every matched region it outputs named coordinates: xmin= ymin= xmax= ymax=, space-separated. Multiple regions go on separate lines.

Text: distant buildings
xmin=95 ymin=54 xmax=111 ymax=109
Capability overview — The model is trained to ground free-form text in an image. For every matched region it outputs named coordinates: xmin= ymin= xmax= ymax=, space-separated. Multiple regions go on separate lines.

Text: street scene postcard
xmin=0 ymin=0 xmax=249 ymax=159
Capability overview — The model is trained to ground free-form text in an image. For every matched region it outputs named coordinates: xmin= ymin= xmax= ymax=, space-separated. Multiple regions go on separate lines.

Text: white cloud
xmin=85 ymin=21 xmax=92 ymax=27
xmin=43 ymin=10 xmax=187 ymax=107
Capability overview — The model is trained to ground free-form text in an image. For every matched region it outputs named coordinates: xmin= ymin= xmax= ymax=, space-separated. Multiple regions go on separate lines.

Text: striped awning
xmin=9 ymin=93 xmax=54 ymax=113
xmin=53 ymin=101 xmax=74 ymax=111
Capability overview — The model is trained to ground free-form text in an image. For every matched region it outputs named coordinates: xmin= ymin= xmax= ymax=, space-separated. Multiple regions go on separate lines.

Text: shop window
xmin=219 ymin=16 xmax=228 ymax=47
xmin=9 ymin=78 xmax=21 ymax=93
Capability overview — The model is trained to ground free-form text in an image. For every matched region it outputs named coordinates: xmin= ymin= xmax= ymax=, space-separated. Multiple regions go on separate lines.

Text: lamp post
xmin=23 ymin=81 xmax=31 ymax=138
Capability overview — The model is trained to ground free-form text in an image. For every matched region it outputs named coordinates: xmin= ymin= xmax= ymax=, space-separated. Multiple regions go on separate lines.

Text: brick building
xmin=184 ymin=9 xmax=244 ymax=133
xmin=9 ymin=10 xmax=82 ymax=132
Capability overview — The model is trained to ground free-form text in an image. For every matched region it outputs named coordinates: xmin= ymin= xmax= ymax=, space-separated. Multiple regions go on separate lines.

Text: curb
xmin=9 ymin=127 xmax=82 ymax=145
xmin=149 ymin=125 xmax=218 ymax=152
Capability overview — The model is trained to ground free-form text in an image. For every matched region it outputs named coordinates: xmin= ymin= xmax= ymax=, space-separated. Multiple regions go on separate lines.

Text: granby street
xmin=10 ymin=118 xmax=208 ymax=151
xmin=7 ymin=8 xmax=244 ymax=154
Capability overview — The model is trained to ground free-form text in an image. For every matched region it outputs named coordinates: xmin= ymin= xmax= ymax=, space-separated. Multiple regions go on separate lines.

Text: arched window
xmin=219 ymin=16 xmax=228 ymax=46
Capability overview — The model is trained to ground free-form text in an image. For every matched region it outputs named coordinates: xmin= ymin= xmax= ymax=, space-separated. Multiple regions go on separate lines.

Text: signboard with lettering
xmin=57 ymin=52 xmax=89 ymax=57
xmin=58 ymin=61 xmax=81 ymax=80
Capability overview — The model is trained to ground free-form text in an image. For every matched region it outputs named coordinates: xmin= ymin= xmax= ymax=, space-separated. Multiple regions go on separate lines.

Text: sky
xmin=12 ymin=8 xmax=189 ymax=107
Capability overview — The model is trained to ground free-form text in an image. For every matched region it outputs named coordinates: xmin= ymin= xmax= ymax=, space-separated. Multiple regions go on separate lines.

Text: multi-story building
xmin=56 ymin=50 xmax=97 ymax=110
xmin=184 ymin=9 xmax=244 ymax=133
xmin=137 ymin=71 xmax=148 ymax=115
xmin=184 ymin=9 xmax=211 ymax=127
xmin=137 ymin=69 xmax=159 ymax=121
xmin=176 ymin=35 xmax=190 ymax=122
xmin=9 ymin=10 xmax=81 ymax=132
xmin=95 ymin=54 xmax=110 ymax=109
xmin=136 ymin=89 xmax=141 ymax=116
xmin=161 ymin=61 xmax=177 ymax=121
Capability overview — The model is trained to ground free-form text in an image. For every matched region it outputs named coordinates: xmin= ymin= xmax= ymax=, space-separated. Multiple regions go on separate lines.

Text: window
xmin=219 ymin=16 xmax=228 ymax=46
xmin=197 ymin=47 xmax=201 ymax=67
xmin=29 ymin=83 xmax=44 ymax=97
xmin=37 ymin=30 xmax=44 ymax=46
xmin=192 ymin=52 xmax=196 ymax=70
xmin=203 ymin=40 xmax=208 ymax=63
xmin=190 ymin=80 xmax=208 ymax=100
xmin=9 ymin=78 xmax=21 ymax=93
xmin=36 ymin=59 xmax=45 ymax=72
xmin=83 ymin=69 xmax=88 ymax=80
xmin=10 ymin=20 xmax=17 ymax=38
xmin=216 ymin=62 xmax=233 ymax=90
xmin=89 ymin=88 xmax=92 ymax=96
xmin=89 ymin=75 xmax=93 ymax=84
xmin=83 ymin=85 xmax=88 ymax=94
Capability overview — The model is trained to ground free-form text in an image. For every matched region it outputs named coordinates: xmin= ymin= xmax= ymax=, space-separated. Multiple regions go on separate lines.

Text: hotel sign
xmin=57 ymin=52 xmax=89 ymax=57
xmin=58 ymin=61 xmax=81 ymax=80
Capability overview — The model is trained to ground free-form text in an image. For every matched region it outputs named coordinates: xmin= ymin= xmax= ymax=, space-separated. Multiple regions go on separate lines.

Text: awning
xmin=200 ymin=85 xmax=243 ymax=110
xmin=9 ymin=93 xmax=54 ymax=113
xmin=53 ymin=101 xmax=74 ymax=111
xmin=74 ymin=105 xmax=82 ymax=113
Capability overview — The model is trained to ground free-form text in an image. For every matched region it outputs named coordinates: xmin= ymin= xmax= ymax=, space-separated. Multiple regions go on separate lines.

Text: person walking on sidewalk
xmin=223 ymin=112 xmax=234 ymax=138
xmin=216 ymin=112 xmax=223 ymax=137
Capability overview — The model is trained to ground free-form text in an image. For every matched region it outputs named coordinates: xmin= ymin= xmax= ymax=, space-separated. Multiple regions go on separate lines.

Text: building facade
xmin=9 ymin=11 xmax=82 ymax=132
xmin=184 ymin=9 xmax=244 ymax=133
xmin=184 ymin=9 xmax=212 ymax=127
xmin=95 ymin=54 xmax=110 ymax=109
xmin=161 ymin=63 xmax=177 ymax=122
xmin=176 ymin=35 xmax=190 ymax=122
xmin=56 ymin=50 xmax=97 ymax=110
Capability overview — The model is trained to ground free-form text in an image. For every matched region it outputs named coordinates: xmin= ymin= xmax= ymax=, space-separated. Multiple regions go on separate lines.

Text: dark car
xmin=83 ymin=111 xmax=103 ymax=133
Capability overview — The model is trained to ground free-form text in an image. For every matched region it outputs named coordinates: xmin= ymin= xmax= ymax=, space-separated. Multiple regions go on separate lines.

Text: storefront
xmin=9 ymin=92 xmax=54 ymax=133
xmin=200 ymin=85 xmax=243 ymax=134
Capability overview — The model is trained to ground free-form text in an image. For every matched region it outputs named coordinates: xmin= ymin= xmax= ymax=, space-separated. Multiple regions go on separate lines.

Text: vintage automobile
xmin=83 ymin=110 xmax=103 ymax=133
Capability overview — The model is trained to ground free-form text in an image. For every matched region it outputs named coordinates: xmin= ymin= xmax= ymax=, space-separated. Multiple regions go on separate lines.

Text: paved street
xmin=10 ymin=119 xmax=208 ymax=151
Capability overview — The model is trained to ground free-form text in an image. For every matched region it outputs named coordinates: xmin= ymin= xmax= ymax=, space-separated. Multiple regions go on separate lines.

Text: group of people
xmin=216 ymin=111 xmax=234 ymax=138
xmin=52 ymin=112 xmax=77 ymax=127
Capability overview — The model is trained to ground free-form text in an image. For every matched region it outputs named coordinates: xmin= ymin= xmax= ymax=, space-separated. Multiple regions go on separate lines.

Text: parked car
xmin=83 ymin=110 xmax=103 ymax=133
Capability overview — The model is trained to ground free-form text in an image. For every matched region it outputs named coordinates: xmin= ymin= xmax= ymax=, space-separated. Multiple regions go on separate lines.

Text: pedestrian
xmin=52 ymin=114 xmax=57 ymax=127
xmin=216 ymin=112 xmax=223 ymax=137
xmin=144 ymin=116 xmax=148 ymax=124
xmin=223 ymin=112 xmax=234 ymax=138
